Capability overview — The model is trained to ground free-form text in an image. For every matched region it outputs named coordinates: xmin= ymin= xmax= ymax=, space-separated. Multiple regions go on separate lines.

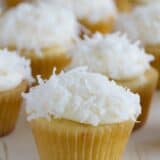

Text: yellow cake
xmin=31 ymin=118 xmax=134 ymax=160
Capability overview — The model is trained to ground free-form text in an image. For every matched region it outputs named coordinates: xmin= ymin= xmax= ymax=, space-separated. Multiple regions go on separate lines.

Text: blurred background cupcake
xmin=33 ymin=0 xmax=118 ymax=34
xmin=23 ymin=67 xmax=141 ymax=160
xmin=117 ymin=4 xmax=160 ymax=88
xmin=0 ymin=49 xmax=33 ymax=137
xmin=66 ymin=33 xmax=158 ymax=130
xmin=0 ymin=2 xmax=79 ymax=79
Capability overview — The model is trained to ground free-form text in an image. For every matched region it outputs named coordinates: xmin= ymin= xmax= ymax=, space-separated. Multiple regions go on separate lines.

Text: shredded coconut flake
xmin=67 ymin=33 xmax=153 ymax=80
xmin=23 ymin=67 xmax=141 ymax=126
xmin=116 ymin=4 xmax=160 ymax=45
xmin=0 ymin=49 xmax=34 ymax=91
xmin=0 ymin=2 xmax=79 ymax=55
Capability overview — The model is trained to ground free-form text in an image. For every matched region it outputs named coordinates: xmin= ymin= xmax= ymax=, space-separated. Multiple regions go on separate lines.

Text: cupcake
xmin=0 ymin=2 xmax=79 ymax=79
xmin=66 ymin=33 xmax=158 ymax=130
xmin=0 ymin=49 xmax=33 ymax=136
xmin=23 ymin=67 xmax=141 ymax=160
xmin=117 ymin=4 xmax=160 ymax=88
xmin=37 ymin=0 xmax=117 ymax=34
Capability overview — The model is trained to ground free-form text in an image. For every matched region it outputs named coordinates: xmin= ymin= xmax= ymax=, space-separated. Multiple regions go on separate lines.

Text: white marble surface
xmin=0 ymin=92 xmax=160 ymax=160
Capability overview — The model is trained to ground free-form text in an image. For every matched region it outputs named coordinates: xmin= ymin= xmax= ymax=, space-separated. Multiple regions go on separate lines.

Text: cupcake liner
xmin=0 ymin=81 xmax=28 ymax=137
xmin=117 ymin=67 xmax=158 ymax=130
xmin=80 ymin=17 xmax=115 ymax=34
xmin=30 ymin=118 xmax=134 ymax=160
xmin=22 ymin=47 xmax=71 ymax=79
xmin=145 ymin=45 xmax=160 ymax=89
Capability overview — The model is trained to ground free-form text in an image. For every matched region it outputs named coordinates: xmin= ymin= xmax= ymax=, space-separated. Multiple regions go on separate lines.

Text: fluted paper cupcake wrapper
xmin=0 ymin=81 xmax=28 ymax=137
xmin=117 ymin=67 xmax=158 ymax=130
xmin=145 ymin=45 xmax=160 ymax=89
xmin=23 ymin=47 xmax=71 ymax=80
xmin=80 ymin=17 xmax=115 ymax=34
xmin=30 ymin=118 xmax=134 ymax=160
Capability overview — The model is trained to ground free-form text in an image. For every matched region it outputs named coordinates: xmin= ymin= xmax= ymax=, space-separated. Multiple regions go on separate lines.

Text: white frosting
xmin=33 ymin=0 xmax=117 ymax=23
xmin=116 ymin=4 xmax=160 ymax=45
xmin=0 ymin=49 xmax=33 ymax=91
xmin=67 ymin=33 xmax=153 ymax=80
xmin=24 ymin=67 xmax=141 ymax=126
xmin=0 ymin=2 xmax=79 ymax=55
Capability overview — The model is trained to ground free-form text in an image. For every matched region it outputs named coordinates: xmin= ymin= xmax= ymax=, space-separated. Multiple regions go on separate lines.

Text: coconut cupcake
xmin=0 ymin=49 xmax=33 ymax=136
xmin=66 ymin=33 xmax=158 ymax=130
xmin=117 ymin=4 xmax=160 ymax=88
xmin=36 ymin=0 xmax=117 ymax=34
xmin=23 ymin=67 xmax=141 ymax=160
xmin=0 ymin=2 xmax=79 ymax=79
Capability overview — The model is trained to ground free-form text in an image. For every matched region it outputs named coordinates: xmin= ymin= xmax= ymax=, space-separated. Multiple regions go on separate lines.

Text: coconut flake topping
xmin=67 ymin=33 xmax=153 ymax=80
xmin=0 ymin=2 xmax=79 ymax=54
xmin=0 ymin=49 xmax=33 ymax=91
xmin=116 ymin=4 xmax=160 ymax=45
xmin=24 ymin=67 xmax=141 ymax=126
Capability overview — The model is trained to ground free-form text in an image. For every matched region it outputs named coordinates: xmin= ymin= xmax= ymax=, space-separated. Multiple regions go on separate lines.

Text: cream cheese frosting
xmin=67 ymin=33 xmax=153 ymax=80
xmin=0 ymin=2 xmax=79 ymax=55
xmin=0 ymin=49 xmax=33 ymax=91
xmin=33 ymin=0 xmax=117 ymax=23
xmin=116 ymin=4 xmax=160 ymax=45
xmin=23 ymin=67 xmax=141 ymax=126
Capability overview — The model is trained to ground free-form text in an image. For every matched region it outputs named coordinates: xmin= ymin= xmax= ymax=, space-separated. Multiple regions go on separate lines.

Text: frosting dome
xmin=67 ymin=33 xmax=153 ymax=80
xmin=116 ymin=4 xmax=160 ymax=45
xmin=0 ymin=49 xmax=33 ymax=91
xmin=24 ymin=67 xmax=141 ymax=126
xmin=0 ymin=2 xmax=79 ymax=55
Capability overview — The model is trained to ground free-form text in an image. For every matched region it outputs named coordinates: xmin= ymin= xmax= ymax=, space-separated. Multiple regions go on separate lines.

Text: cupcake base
xmin=117 ymin=67 xmax=158 ymax=130
xmin=0 ymin=81 xmax=28 ymax=137
xmin=21 ymin=46 xmax=71 ymax=79
xmin=80 ymin=17 xmax=115 ymax=34
xmin=145 ymin=45 xmax=160 ymax=89
xmin=30 ymin=118 xmax=134 ymax=160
